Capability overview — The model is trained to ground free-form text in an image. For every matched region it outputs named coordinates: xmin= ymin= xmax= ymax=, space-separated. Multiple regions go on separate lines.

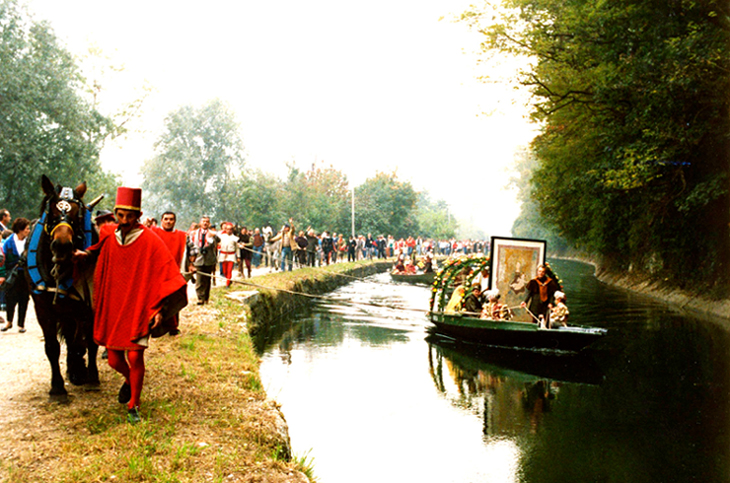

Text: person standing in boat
xmin=520 ymin=264 xmax=560 ymax=324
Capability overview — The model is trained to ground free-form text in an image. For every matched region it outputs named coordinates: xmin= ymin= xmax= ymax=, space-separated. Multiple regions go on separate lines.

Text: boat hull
xmin=429 ymin=312 xmax=606 ymax=352
xmin=390 ymin=272 xmax=436 ymax=285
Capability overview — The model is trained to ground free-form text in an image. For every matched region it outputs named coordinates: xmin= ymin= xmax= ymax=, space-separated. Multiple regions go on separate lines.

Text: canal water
xmin=256 ymin=259 xmax=730 ymax=483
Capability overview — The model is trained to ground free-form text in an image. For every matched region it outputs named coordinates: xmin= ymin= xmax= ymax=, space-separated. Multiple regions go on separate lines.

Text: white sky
xmin=26 ymin=0 xmax=536 ymax=236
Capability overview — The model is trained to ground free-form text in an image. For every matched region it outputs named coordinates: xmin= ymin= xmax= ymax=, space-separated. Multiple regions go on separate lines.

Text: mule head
xmin=41 ymin=175 xmax=87 ymax=271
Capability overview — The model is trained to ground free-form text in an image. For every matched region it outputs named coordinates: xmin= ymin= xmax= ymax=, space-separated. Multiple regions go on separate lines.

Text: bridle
xmin=27 ymin=186 xmax=95 ymax=303
xmin=42 ymin=186 xmax=91 ymax=250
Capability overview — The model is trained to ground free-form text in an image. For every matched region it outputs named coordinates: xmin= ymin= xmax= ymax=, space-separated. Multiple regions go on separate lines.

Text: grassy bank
xmin=1 ymin=259 xmax=390 ymax=483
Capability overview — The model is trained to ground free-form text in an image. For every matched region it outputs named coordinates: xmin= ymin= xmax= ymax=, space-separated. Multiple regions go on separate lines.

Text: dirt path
xmin=0 ymin=269 xmax=268 ymax=463
xmin=0 ymin=300 xmax=67 ymax=463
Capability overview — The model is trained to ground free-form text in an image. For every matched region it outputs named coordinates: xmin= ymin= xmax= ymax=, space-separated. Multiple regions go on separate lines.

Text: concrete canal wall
xmin=240 ymin=261 xmax=392 ymax=334
xmin=553 ymin=253 xmax=730 ymax=324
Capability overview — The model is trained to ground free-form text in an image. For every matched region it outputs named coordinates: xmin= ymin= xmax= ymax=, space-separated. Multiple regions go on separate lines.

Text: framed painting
xmin=489 ymin=237 xmax=547 ymax=322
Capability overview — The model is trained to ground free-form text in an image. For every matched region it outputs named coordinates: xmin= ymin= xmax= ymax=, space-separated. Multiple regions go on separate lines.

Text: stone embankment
xmin=555 ymin=254 xmax=730 ymax=324
xmin=238 ymin=261 xmax=392 ymax=335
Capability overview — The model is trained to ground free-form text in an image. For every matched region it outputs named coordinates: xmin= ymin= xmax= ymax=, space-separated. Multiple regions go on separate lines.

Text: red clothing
xmin=151 ymin=226 xmax=187 ymax=266
xmin=92 ymin=224 xmax=187 ymax=350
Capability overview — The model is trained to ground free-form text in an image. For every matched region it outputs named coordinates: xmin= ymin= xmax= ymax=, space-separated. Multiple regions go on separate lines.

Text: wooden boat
xmin=428 ymin=248 xmax=607 ymax=352
xmin=428 ymin=311 xmax=607 ymax=352
xmin=390 ymin=271 xmax=436 ymax=285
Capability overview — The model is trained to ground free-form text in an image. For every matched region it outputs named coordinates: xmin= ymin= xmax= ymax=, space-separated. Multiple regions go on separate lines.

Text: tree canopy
xmin=468 ymin=0 xmax=730 ymax=293
xmin=0 ymin=0 xmax=117 ymax=217
xmin=141 ymin=99 xmax=246 ymax=223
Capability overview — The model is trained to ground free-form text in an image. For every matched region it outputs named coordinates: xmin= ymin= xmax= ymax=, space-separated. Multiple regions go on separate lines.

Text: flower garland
xmin=429 ymin=254 xmax=491 ymax=312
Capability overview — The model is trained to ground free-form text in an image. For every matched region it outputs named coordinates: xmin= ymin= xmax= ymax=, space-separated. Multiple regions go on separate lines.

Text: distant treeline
xmin=466 ymin=0 xmax=730 ymax=296
xmin=0 ymin=1 xmax=464 ymax=242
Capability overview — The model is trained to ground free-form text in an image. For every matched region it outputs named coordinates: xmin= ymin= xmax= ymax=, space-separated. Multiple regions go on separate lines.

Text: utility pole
xmin=351 ymin=186 xmax=355 ymax=238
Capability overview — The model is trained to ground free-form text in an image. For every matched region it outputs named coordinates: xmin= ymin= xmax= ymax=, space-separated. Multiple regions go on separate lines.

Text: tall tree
xmin=355 ymin=171 xmax=418 ymax=238
xmin=0 ymin=0 xmax=116 ymax=217
xmin=465 ymin=0 xmax=730 ymax=292
xmin=279 ymin=162 xmax=351 ymax=234
xmin=141 ymin=99 xmax=245 ymax=224
xmin=415 ymin=192 xmax=458 ymax=240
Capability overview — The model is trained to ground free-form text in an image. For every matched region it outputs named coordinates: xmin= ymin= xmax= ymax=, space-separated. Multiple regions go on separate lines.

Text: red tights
xmin=107 ymin=349 xmax=145 ymax=410
xmin=221 ymin=261 xmax=234 ymax=286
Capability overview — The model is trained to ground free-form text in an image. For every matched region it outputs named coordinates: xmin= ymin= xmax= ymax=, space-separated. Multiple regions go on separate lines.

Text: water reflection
xmin=427 ymin=335 xmax=600 ymax=442
xmin=257 ymin=263 xmax=730 ymax=483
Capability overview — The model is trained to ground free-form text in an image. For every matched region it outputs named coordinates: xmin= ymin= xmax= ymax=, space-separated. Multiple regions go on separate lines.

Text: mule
xmin=26 ymin=175 xmax=100 ymax=397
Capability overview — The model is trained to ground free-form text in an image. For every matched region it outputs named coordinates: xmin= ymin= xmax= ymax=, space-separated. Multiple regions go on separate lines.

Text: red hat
xmin=114 ymin=187 xmax=142 ymax=212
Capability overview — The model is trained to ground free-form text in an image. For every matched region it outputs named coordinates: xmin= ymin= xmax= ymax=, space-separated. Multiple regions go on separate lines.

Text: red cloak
xmin=151 ymin=226 xmax=188 ymax=266
xmin=92 ymin=224 xmax=187 ymax=350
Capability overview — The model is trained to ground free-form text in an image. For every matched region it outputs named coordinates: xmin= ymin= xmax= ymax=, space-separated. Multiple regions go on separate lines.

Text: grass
xmin=0 ymin=260 xmax=391 ymax=482
xmin=1 ymin=276 xmax=319 ymax=483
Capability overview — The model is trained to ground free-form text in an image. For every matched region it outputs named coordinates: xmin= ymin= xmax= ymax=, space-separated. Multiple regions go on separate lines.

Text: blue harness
xmin=26 ymin=204 xmax=93 ymax=299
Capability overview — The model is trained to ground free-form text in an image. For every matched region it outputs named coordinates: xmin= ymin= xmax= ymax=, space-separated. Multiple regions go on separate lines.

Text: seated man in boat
xmin=481 ymin=289 xmax=512 ymax=321
xmin=461 ymin=280 xmax=483 ymax=316
xmin=392 ymin=257 xmax=406 ymax=274
xmin=404 ymin=258 xmax=417 ymax=274
xmin=423 ymin=249 xmax=435 ymax=273
xmin=549 ymin=291 xmax=569 ymax=328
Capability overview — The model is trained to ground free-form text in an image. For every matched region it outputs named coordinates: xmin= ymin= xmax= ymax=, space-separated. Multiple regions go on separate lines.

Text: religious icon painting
xmin=489 ymin=236 xmax=547 ymax=323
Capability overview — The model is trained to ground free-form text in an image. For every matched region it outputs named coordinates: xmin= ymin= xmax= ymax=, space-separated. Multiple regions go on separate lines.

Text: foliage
xmin=354 ymin=171 xmax=419 ymax=238
xmin=0 ymin=0 xmax=118 ymax=218
xmin=509 ymin=149 xmax=570 ymax=253
xmin=416 ymin=192 xmax=458 ymax=239
xmin=430 ymin=254 xmax=490 ymax=312
xmin=279 ymin=162 xmax=351 ymax=235
xmin=466 ymin=0 xmax=730 ymax=292
xmin=141 ymin=99 xmax=246 ymax=224
xmin=225 ymin=168 xmax=285 ymax=229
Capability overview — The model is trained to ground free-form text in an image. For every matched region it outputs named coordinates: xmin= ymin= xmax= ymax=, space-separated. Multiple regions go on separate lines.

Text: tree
xmin=225 ymin=168 xmax=284 ymax=229
xmin=354 ymin=172 xmax=418 ymax=238
xmin=0 ymin=0 xmax=117 ymax=217
xmin=415 ymin=193 xmax=458 ymax=240
xmin=465 ymin=0 xmax=730 ymax=292
xmin=279 ymin=161 xmax=351 ymax=235
xmin=141 ymin=99 xmax=245 ymax=224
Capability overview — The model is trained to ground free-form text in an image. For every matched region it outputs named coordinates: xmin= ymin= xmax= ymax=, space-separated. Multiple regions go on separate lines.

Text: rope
xmin=185 ymin=269 xmax=433 ymax=315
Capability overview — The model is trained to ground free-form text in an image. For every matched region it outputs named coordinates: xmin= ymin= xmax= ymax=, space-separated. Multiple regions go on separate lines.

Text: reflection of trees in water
xmin=428 ymin=343 xmax=560 ymax=438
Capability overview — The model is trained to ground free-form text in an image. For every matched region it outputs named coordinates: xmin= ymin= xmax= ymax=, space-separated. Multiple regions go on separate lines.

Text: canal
xmin=256 ymin=259 xmax=730 ymax=483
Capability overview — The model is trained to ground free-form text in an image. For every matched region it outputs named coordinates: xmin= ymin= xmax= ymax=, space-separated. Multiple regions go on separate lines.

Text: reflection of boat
xmin=427 ymin=333 xmax=604 ymax=385
xmin=429 ymin=312 xmax=607 ymax=352
xmin=428 ymin=251 xmax=607 ymax=352
xmin=390 ymin=271 xmax=436 ymax=285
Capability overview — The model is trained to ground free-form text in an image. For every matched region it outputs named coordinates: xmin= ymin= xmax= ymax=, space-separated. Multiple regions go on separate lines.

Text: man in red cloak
xmin=151 ymin=211 xmax=189 ymax=334
xmin=152 ymin=211 xmax=188 ymax=269
xmin=78 ymin=187 xmax=187 ymax=423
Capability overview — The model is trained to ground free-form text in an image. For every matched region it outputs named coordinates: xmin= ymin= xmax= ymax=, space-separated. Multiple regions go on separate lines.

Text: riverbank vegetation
xmin=464 ymin=1 xmax=730 ymax=297
xmin=1 ymin=284 xmax=314 ymax=482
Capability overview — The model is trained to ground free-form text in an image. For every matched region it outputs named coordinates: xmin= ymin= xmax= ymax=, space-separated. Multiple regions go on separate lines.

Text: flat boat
xmin=428 ymin=311 xmax=607 ymax=352
xmin=390 ymin=271 xmax=436 ymax=285
xmin=428 ymin=248 xmax=607 ymax=352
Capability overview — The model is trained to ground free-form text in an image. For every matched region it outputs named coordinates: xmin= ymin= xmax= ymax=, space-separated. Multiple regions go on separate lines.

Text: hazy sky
xmin=27 ymin=0 xmax=536 ymax=236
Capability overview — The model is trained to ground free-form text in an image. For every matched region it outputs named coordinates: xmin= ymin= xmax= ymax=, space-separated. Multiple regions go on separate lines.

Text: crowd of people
xmin=0 ymin=189 xmax=495 ymax=423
